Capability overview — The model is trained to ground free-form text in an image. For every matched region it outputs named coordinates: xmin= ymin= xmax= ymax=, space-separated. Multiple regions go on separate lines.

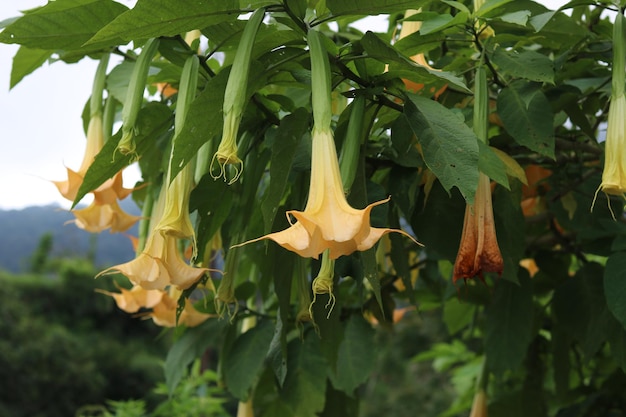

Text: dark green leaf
xmin=443 ymin=297 xmax=475 ymax=335
xmin=404 ymin=93 xmax=480 ymax=202
xmin=261 ymin=109 xmax=308 ymax=234
xmin=164 ymin=319 xmax=225 ymax=395
xmin=74 ymin=102 xmax=173 ymax=206
xmin=492 ymin=48 xmax=555 ymax=83
xmin=329 ymin=315 xmax=376 ymax=395
xmin=361 ymin=32 xmax=470 ymax=93
xmin=497 ymin=81 xmax=555 ymax=158
xmin=86 ymin=0 xmax=274 ymax=45
xmin=605 ymin=253 xmax=626 ymax=331
xmin=553 ymin=262 xmax=611 ymax=358
xmin=223 ymin=319 xmax=275 ymax=400
xmin=485 ymin=269 xmax=534 ymax=376
xmin=0 ymin=0 xmax=127 ymax=50
xmin=281 ymin=333 xmax=327 ymax=417
xmin=10 ymin=46 xmax=51 ymax=89
xmin=328 ymin=0 xmax=429 ymax=15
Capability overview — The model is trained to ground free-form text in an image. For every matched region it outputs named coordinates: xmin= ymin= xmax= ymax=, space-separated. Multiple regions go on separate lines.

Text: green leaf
xmin=361 ymin=31 xmax=470 ymax=94
xmin=497 ymin=81 xmax=555 ymax=159
xmin=605 ymin=253 xmax=626 ymax=331
xmin=0 ymin=0 xmax=127 ymax=50
xmin=498 ymin=10 xmax=531 ymax=26
xmin=485 ymin=269 xmax=534 ymax=376
xmin=74 ymin=102 xmax=173 ymax=206
xmin=475 ymin=0 xmax=515 ymax=17
xmin=281 ymin=333 xmax=327 ymax=417
xmin=328 ymin=0 xmax=429 ymax=15
xmin=360 ymin=248 xmax=383 ymax=314
xmin=223 ymin=319 xmax=275 ymax=400
xmin=261 ymin=109 xmax=308 ymax=234
xmin=10 ymin=46 xmax=51 ymax=89
xmin=404 ymin=93 xmax=480 ymax=202
xmin=553 ymin=262 xmax=610 ymax=358
xmin=478 ymin=141 xmax=509 ymax=189
xmin=329 ymin=315 xmax=377 ymax=395
xmin=164 ymin=320 xmax=226 ymax=395
xmin=189 ymin=176 xmax=235 ymax=260
xmin=419 ymin=12 xmax=469 ymax=35
xmin=443 ymin=297 xmax=475 ymax=335
xmin=86 ymin=0 xmax=274 ymax=45
xmin=491 ymin=48 xmax=555 ymax=83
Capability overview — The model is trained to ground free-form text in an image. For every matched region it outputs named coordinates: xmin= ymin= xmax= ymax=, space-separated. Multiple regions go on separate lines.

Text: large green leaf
xmin=74 ymin=102 xmax=173 ymax=207
xmin=478 ymin=141 xmax=509 ymax=189
xmin=261 ymin=109 xmax=308 ymax=234
xmin=86 ymin=0 xmax=274 ymax=45
xmin=485 ymin=269 xmax=534 ymax=376
xmin=327 ymin=0 xmax=429 ymax=15
xmin=164 ymin=319 xmax=226 ymax=395
xmin=10 ymin=46 xmax=51 ymax=89
xmin=0 ymin=0 xmax=127 ymax=50
xmin=553 ymin=262 xmax=611 ymax=358
xmin=329 ymin=315 xmax=377 ymax=395
xmin=491 ymin=48 xmax=555 ymax=83
xmin=605 ymin=253 xmax=626 ymax=331
xmin=223 ymin=319 xmax=275 ymax=400
xmin=404 ymin=93 xmax=480 ymax=202
xmin=497 ymin=81 xmax=555 ymax=158
xmin=361 ymin=31 xmax=470 ymax=94
xmin=281 ymin=333 xmax=327 ymax=417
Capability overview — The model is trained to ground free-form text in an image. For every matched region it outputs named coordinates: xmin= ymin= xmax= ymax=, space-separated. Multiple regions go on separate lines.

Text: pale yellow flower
xmin=72 ymin=200 xmax=141 ymax=233
xmin=237 ymin=127 xmax=418 ymax=259
xmin=98 ymin=232 xmax=208 ymax=290
xmin=97 ymin=285 xmax=163 ymax=313
xmin=598 ymin=94 xmax=626 ymax=196
xmin=453 ymin=173 xmax=503 ymax=284
xmin=150 ymin=288 xmax=213 ymax=328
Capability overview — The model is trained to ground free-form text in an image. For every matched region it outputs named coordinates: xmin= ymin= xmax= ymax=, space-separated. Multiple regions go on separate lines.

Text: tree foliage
xmin=4 ymin=0 xmax=626 ymax=415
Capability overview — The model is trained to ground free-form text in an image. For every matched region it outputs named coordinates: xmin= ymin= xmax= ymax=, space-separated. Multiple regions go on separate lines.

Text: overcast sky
xmin=0 ymin=0 xmax=569 ymax=210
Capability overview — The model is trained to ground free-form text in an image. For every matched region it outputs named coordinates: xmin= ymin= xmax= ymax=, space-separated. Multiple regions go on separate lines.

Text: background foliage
xmin=3 ymin=0 xmax=626 ymax=416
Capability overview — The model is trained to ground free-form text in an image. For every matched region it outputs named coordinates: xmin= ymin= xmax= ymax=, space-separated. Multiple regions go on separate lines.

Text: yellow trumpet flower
xmin=237 ymin=127 xmax=418 ymax=259
xmin=598 ymin=94 xmax=626 ymax=196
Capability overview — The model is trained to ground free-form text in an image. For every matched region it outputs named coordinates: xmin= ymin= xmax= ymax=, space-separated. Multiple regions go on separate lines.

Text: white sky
xmin=0 ymin=0 xmax=569 ymax=209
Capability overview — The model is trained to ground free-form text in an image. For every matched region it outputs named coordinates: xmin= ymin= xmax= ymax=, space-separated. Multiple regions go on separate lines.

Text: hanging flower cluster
xmin=52 ymin=54 xmax=140 ymax=233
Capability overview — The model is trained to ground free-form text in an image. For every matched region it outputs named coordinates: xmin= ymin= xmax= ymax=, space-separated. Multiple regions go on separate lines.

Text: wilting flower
xmin=237 ymin=127 xmax=418 ymax=259
xmin=469 ymin=390 xmax=488 ymax=417
xmin=453 ymin=173 xmax=503 ymax=284
xmin=598 ymin=94 xmax=626 ymax=196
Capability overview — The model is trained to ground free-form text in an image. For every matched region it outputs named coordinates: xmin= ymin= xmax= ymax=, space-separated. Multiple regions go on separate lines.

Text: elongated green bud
xmin=211 ymin=8 xmax=265 ymax=184
xmin=613 ymin=11 xmax=625 ymax=98
xmin=473 ymin=64 xmax=488 ymax=144
xmin=117 ymin=38 xmax=160 ymax=157
xmin=340 ymin=95 xmax=365 ymax=193
xmin=90 ymin=53 xmax=109 ymax=117
xmin=157 ymin=55 xmax=200 ymax=246
xmin=307 ymin=28 xmax=332 ymax=131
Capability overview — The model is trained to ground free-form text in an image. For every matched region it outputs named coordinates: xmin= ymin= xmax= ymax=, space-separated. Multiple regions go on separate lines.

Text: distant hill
xmin=0 ymin=200 xmax=140 ymax=273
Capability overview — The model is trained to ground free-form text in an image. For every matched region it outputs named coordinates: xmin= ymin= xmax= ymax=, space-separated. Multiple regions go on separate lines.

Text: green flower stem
xmin=102 ymin=95 xmax=116 ymax=143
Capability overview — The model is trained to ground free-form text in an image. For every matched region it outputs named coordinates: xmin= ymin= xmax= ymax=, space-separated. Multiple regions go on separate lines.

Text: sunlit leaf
xmin=404 ymin=93 xmax=480 ymax=202
xmin=10 ymin=46 xmax=51 ymax=89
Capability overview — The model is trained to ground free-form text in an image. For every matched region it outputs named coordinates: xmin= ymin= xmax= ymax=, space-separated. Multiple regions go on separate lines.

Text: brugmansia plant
xmin=5 ymin=0 xmax=626 ymax=416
